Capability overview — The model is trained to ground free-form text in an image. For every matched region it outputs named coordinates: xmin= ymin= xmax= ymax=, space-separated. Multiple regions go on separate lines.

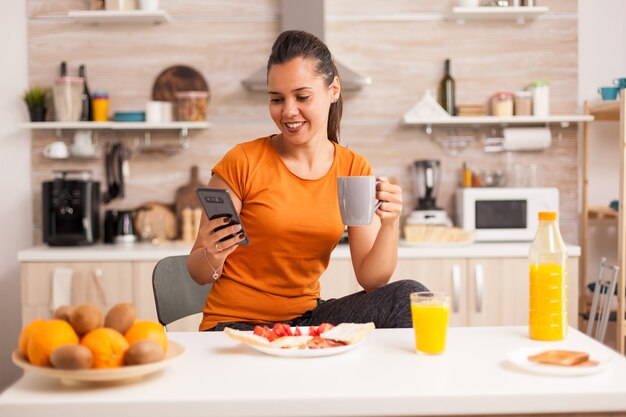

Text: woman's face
xmin=267 ymin=57 xmax=339 ymax=146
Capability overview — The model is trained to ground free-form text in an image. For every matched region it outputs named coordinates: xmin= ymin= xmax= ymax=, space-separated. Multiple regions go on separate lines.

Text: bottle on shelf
xmin=60 ymin=61 xmax=67 ymax=77
xmin=438 ymin=58 xmax=456 ymax=116
xmin=528 ymin=211 xmax=568 ymax=341
xmin=78 ymin=64 xmax=93 ymax=121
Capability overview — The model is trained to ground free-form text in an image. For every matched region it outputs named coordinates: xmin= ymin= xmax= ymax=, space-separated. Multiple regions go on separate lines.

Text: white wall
xmin=578 ymin=0 xmax=626 ymax=283
xmin=0 ymin=0 xmax=31 ymax=392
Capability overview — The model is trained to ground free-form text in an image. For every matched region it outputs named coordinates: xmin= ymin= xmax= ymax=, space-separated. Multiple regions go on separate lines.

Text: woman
xmin=188 ymin=30 xmax=427 ymax=331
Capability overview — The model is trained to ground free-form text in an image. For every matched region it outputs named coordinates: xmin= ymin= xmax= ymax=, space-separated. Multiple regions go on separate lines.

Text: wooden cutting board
xmin=175 ymin=165 xmax=206 ymax=223
xmin=152 ymin=65 xmax=209 ymax=102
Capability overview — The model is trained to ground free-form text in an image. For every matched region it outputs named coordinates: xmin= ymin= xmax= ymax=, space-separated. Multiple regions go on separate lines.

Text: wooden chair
xmin=152 ymin=255 xmax=212 ymax=329
xmin=586 ymin=257 xmax=620 ymax=343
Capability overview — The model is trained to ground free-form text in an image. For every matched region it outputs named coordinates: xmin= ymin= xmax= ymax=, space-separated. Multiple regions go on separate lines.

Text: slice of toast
xmin=271 ymin=335 xmax=313 ymax=349
xmin=319 ymin=322 xmax=375 ymax=345
xmin=527 ymin=350 xmax=590 ymax=366
xmin=224 ymin=327 xmax=271 ymax=348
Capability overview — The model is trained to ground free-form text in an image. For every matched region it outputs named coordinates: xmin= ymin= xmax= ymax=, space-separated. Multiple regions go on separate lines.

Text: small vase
xmin=28 ymin=106 xmax=47 ymax=122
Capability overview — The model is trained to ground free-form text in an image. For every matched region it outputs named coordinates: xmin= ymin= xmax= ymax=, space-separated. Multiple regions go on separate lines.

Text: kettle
xmin=104 ymin=209 xmax=137 ymax=244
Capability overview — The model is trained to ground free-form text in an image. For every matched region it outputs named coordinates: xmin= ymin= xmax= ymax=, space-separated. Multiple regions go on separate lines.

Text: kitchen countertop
xmin=17 ymin=241 xmax=581 ymax=262
xmin=0 ymin=326 xmax=624 ymax=417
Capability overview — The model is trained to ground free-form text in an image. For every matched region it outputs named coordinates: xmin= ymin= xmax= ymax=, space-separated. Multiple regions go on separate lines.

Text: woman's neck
xmin=271 ymin=134 xmax=335 ymax=179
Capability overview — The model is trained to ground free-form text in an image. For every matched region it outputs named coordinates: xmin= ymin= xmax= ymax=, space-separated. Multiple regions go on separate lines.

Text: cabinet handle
xmin=474 ymin=264 xmax=484 ymax=313
xmin=451 ymin=264 xmax=461 ymax=313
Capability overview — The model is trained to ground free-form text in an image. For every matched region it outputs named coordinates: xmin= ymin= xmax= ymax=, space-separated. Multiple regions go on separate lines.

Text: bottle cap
xmin=538 ymin=211 xmax=557 ymax=221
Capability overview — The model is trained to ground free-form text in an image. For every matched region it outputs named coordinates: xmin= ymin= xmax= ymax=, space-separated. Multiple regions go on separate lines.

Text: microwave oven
xmin=456 ymin=187 xmax=559 ymax=242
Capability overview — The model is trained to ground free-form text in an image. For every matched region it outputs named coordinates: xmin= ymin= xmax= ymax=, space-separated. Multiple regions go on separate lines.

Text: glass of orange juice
xmin=410 ymin=292 xmax=450 ymax=355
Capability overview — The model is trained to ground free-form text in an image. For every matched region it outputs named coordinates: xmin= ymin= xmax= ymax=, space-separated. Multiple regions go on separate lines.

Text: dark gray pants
xmin=209 ymin=280 xmax=428 ymax=331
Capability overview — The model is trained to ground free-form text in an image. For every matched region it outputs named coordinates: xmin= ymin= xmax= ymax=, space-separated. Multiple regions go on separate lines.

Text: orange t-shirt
xmin=199 ymin=136 xmax=372 ymax=331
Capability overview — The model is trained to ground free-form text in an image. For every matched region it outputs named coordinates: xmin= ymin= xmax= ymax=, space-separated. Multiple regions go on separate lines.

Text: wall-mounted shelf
xmin=403 ymin=114 xmax=593 ymax=134
xmin=588 ymin=101 xmax=619 ymax=121
xmin=449 ymin=6 xmax=549 ymax=24
xmin=23 ymin=121 xmax=209 ymax=139
xmin=67 ymin=10 xmax=172 ymax=25
xmin=587 ymin=206 xmax=619 ymax=220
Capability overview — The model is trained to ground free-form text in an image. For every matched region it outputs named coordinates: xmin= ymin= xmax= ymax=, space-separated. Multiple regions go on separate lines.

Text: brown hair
xmin=267 ymin=30 xmax=342 ymax=144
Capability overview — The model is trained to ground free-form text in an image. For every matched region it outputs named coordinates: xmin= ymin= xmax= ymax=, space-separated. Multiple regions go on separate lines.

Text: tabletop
xmin=1 ymin=326 xmax=625 ymax=417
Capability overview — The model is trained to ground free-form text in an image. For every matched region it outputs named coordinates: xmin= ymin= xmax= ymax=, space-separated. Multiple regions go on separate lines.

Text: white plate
xmin=247 ymin=340 xmax=361 ymax=358
xmin=506 ymin=345 xmax=612 ymax=377
xmin=12 ymin=340 xmax=184 ymax=386
xmin=399 ymin=239 xmax=473 ymax=248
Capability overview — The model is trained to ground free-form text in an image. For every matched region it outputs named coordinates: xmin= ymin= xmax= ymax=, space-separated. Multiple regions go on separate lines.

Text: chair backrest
xmin=586 ymin=257 xmax=619 ymax=343
xmin=152 ymin=255 xmax=212 ymax=328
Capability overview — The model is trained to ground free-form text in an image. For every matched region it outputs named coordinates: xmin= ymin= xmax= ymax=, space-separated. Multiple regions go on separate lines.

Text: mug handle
xmin=371 ymin=179 xmax=383 ymax=215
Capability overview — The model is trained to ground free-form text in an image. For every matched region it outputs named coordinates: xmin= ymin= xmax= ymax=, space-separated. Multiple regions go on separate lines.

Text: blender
xmin=406 ymin=160 xmax=452 ymax=226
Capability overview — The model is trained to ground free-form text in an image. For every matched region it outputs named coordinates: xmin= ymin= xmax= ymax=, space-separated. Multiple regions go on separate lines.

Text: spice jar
xmin=514 ymin=91 xmax=532 ymax=116
xmin=527 ymin=80 xmax=550 ymax=116
xmin=175 ymin=91 xmax=208 ymax=122
xmin=490 ymin=92 xmax=514 ymax=117
xmin=92 ymin=91 xmax=109 ymax=122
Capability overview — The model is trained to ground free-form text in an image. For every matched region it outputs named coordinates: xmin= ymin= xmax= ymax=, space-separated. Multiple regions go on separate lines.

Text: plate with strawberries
xmin=224 ymin=322 xmax=375 ymax=358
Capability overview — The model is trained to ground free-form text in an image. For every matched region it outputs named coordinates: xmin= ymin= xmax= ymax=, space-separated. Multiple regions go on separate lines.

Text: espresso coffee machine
xmin=407 ymin=160 xmax=452 ymax=226
xmin=42 ymin=170 xmax=101 ymax=246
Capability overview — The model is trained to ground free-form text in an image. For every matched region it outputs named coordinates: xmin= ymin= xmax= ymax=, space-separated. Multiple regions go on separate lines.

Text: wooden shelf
xmin=587 ymin=206 xmax=619 ymax=220
xmin=67 ymin=10 xmax=172 ymax=25
xmin=449 ymin=6 xmax=549 ymax=23
xmin=403 ymin=114 xmax=593 ymax=127
xmin=22 ymin=121 xmax=209 ymax=130
xmin=589 ymin=101 xmax=620 ymax=121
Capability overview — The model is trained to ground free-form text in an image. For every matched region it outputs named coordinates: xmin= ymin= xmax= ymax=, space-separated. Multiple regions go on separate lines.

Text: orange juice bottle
xmin=529 ymin=211 xmax=567 ymax=341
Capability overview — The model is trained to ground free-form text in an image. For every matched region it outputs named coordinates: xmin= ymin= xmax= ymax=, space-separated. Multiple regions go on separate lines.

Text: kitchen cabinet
xmin=20 ymin=260 xmax=204 ymax=331
xmin=20 ymin=261 xmax=134 ymax=326
xmin=322 ymin=257 xmax=579 ymax=328
xmin=581 ymin=92 xmax=625 ymax=353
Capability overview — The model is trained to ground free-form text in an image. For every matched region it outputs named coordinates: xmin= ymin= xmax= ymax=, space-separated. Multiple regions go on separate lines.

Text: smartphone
xmin=196 ymin=187 xmax=250 ymax=246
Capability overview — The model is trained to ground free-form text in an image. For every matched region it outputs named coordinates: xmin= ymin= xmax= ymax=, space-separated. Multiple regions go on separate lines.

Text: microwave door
xmin=474 ymin=199 xmax=532 ymax=241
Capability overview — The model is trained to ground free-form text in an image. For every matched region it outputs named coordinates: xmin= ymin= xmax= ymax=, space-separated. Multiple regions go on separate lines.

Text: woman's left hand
xmin=375 ymin=176 xmax=403 ymax=224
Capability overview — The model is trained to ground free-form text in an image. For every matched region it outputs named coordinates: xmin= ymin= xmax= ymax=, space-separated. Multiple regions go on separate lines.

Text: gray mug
xmin=337 ymin=176 xmax=381 ymax=226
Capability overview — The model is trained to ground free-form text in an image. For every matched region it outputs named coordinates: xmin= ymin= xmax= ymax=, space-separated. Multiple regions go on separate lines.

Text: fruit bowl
xmin=12 ymin=340 xmax=184 ymax=387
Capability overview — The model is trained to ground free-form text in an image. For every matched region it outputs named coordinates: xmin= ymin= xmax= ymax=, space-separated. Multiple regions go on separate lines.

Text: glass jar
xmin=513 ymin=91 xmax=532 ymax=116
xmin=490 ymin=92 xmax=514 ymax=117
xmin=527 ymin=80 xmax=550 ymax=116
xmin=175 ymin=91 xmax=208 ymax=122
xmin=53 ymin=77 xmax=84 ymax=121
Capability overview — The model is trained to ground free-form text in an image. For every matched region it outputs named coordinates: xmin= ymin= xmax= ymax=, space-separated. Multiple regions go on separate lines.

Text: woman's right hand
xmin=203 ymin=216 xmax=245 ymax=264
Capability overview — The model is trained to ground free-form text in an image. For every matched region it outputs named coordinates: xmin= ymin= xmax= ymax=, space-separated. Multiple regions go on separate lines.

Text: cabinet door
xmin=21 ymin=262 xmax=133 ymax=326
xmin=467 ymin=258 xmax=580 ymax=328
xmin=467 ymin=258 xmax=528 ymax=326
xmin=392 ymin=259 xmax=468 ymax=327
xmin=319 ymin=259 xmax=361 ymax=300
xmin=133 ymin=261 xmax=159 ymax=322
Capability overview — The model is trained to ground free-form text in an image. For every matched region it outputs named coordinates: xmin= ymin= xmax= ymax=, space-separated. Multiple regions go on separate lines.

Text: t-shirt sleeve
xmin=211 ymin=144 xmax=250 ymax=201
xmin=349 ymin=151 xmax=373 ymax=176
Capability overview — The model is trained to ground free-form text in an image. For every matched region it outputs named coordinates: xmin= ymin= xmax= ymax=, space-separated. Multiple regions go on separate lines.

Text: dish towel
xmin=50 ymin=267 xmax=73 ymax=314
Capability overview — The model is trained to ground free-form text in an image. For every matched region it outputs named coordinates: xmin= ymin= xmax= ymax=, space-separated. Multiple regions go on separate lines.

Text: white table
xmin=1 ymin=326 xmax=625 ymax=417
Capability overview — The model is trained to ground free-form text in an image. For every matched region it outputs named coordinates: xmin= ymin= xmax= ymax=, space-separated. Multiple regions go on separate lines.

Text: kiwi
xmin=125 ymin=339 xmax=165 ymax=365
xmin=52 ymin=305 xmax=74 ymax=322
xmin=69 ymin=304 xmax=104 ymax=336
xmin=50 ymin=344 xmax=93 ymax=370
xmin=104 ymin=303 xmax=137 ymax=334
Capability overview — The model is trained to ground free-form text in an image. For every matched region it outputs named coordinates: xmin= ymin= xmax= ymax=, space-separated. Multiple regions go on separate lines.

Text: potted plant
xmin=22 ymin=86 xmax=49 ymax=122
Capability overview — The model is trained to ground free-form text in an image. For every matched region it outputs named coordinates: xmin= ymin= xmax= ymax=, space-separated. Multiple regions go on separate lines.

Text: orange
xmin=81 ymin=328 xmax=129 ymax=369
xmin=125 ymin=321 xmax=168 ymax=352
xmin=27 ymin=320 xmax=79 ymax=367
xmin=18 ymin=319 xmax=45 ymax=357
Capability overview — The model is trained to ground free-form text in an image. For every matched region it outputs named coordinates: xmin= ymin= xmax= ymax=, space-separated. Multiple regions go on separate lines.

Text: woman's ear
xmin=330 ymin=75 xmax=341 ymax=101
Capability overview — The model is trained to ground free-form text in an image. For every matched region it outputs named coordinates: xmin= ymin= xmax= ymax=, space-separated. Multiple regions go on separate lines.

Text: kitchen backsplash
xmin=27 ymin=0 xmax=580 ymax=243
